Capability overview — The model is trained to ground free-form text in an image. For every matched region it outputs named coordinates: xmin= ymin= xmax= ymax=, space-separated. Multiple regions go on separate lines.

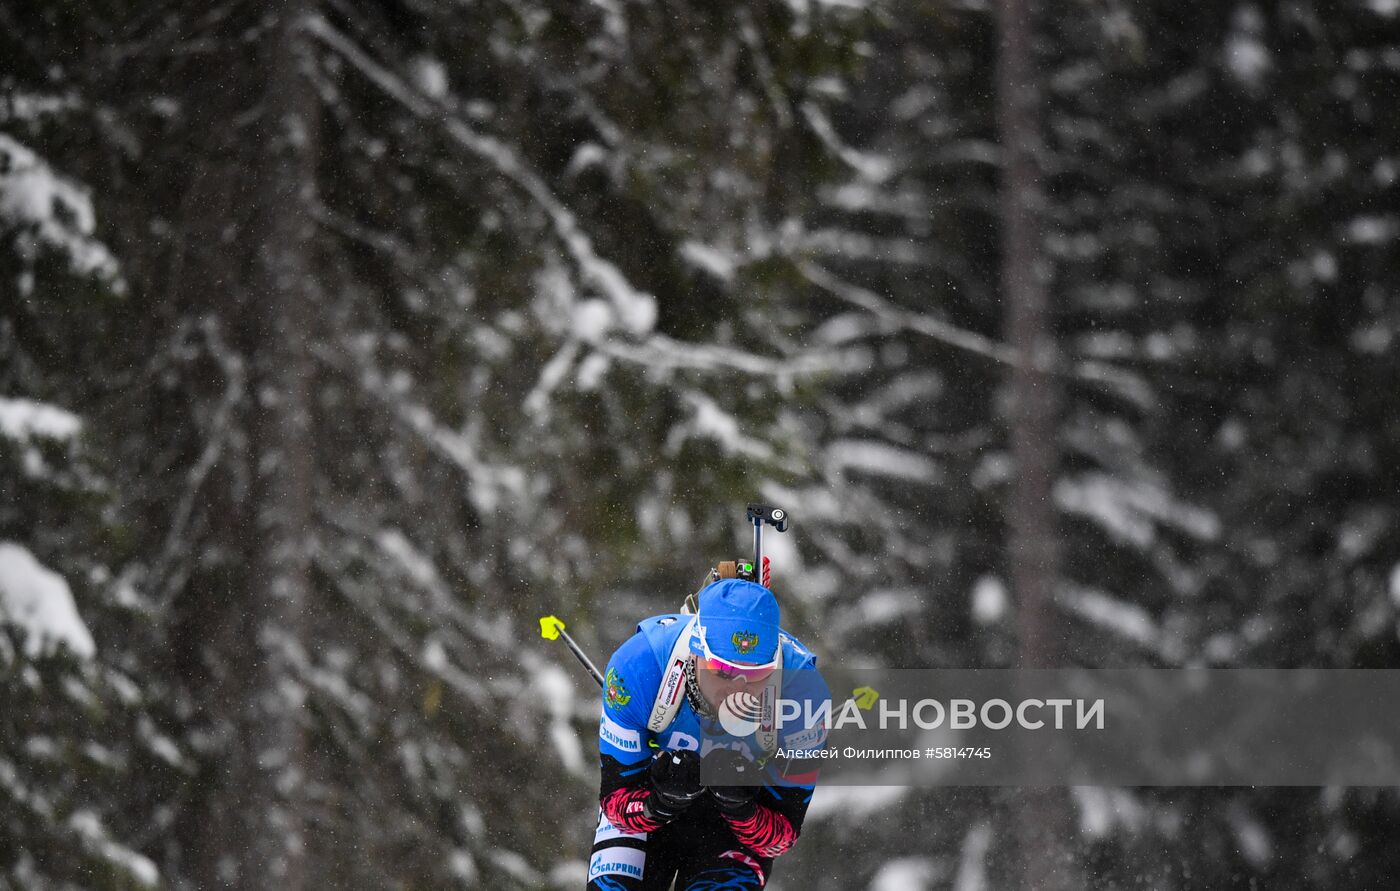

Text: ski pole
xmin=539 ymin=615 xmax=604 ymax=688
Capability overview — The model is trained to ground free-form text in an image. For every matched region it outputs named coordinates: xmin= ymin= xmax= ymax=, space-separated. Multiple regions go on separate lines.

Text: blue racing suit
xmin=587 ymin=613 xmax=829 ymax=890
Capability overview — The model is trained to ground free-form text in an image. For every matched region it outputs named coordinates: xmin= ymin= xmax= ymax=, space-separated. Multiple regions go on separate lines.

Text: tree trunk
xmin=176 ymin=4 xmax=320 ymax=887
xmin=994 ymin=0 xmax=1078 ymax=888
xmin=245 ymin=4 xmax=319 ymax=887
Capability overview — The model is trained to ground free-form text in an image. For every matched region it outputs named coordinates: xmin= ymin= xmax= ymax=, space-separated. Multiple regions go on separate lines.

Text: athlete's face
xmin=693 ymin=655 xmax=762 ymax=712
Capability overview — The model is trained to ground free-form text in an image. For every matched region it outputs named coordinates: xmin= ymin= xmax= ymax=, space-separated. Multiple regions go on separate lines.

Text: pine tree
xmin=5 ymin=0 xmax=872 ymax=885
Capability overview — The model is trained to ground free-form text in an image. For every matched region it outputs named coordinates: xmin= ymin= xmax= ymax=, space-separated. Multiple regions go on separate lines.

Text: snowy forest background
xmin=3 ymin=0 xmax=1399 ymax=888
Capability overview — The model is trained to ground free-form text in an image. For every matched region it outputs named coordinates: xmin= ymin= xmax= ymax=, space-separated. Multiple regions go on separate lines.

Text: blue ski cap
xmin=691 ymin=578 xmax=780 ymax=665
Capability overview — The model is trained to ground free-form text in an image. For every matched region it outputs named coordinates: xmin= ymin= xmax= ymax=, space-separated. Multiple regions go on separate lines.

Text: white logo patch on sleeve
xmin=599 ymin=713 xmax=642 ymax=753
xmin=594 ymin=814 xmax=649 ymax=844
xmin=588 ymin=845 xmax=645 ymax=880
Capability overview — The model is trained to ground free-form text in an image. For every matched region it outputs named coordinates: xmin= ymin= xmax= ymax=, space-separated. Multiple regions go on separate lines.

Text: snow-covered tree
xmin=8 ymin=0 xmax=874 ymax=886
xmin=5 ymin=0 xmax=1400 ymax=888
xmin=1 ymin=65 xmax=168 ymax=889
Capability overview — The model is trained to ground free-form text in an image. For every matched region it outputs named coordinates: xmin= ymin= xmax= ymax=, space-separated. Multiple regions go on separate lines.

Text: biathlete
xmin=586 ymin=576 xmax=830 ymax=890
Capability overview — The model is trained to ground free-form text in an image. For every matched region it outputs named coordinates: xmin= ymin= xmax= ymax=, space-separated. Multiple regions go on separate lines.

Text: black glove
xmin=701 ymin=748 xmax=758 ymax=819
xmin=644 ymin=749 xmax=704 ymax=822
